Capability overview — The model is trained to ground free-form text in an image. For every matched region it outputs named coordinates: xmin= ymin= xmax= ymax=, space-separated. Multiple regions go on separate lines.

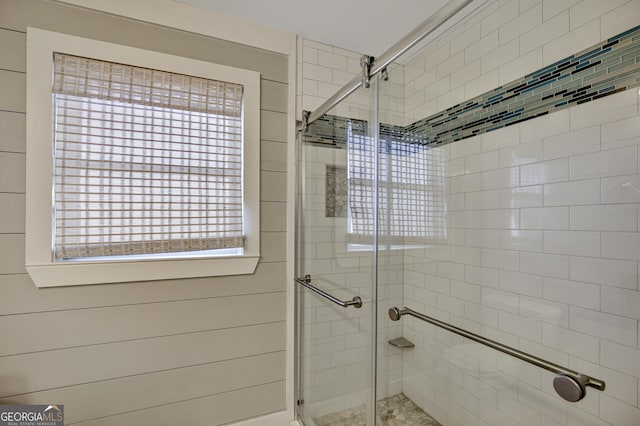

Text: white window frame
xmin=25 ymin=28 xmax=261 ymax=287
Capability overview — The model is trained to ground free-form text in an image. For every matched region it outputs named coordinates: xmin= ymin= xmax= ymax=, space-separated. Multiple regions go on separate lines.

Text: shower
xmin=294 ymin=0 xmax=640 ymax=424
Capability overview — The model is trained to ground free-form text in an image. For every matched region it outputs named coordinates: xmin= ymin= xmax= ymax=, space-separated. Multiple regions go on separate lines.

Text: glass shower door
xmin=296 ymin=83 xmax=379 ymax=426
xmin=372 ymin=2 xmax=635 ymax=424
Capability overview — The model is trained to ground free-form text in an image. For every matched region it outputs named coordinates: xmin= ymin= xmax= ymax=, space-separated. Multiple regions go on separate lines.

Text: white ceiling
xmin=175 ymin=0 xmax=450 ymax=56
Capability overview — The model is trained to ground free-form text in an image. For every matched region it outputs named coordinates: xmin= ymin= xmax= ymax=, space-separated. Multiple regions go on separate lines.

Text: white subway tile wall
xmin=401 ymin=0 xmax=640 ymax=424
xmin=297 ymin=38 xmax=405 ymax=126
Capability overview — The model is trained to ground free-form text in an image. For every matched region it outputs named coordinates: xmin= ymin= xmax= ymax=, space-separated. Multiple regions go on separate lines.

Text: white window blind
xmin=52 ymin=53 xmax=245 ymax=260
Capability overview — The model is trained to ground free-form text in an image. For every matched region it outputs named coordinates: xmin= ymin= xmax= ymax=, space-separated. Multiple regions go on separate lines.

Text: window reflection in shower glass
xmin=347 ymin=127 xmax=447 ymax=245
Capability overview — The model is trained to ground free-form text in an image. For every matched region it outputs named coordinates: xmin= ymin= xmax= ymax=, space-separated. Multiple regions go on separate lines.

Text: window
xmin=26 ymin=29 xmax=261 ymax=287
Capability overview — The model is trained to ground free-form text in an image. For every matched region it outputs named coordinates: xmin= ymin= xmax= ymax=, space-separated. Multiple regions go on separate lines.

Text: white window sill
xmin=26 ymin=255 xmax=260 ymax=288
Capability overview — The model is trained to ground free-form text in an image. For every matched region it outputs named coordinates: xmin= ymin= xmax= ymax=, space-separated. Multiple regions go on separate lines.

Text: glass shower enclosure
xmin=296 ymin=79 xmax=380 ymax=425
xmin=295 ymin=0 xmax=640 ymax=424
xmin=296 ymin=63 xmax=454 ymax=425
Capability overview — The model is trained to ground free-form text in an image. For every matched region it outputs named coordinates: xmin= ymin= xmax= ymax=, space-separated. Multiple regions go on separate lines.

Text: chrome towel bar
xmin=389 ymin=306 xmax=605 ymax=402
xmin=295 ymin=275 xmax=362 ymax=308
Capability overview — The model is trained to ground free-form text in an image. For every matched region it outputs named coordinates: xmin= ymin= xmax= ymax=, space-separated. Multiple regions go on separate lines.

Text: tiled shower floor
xmin=313 ymin=393 xmax=441 ymax=426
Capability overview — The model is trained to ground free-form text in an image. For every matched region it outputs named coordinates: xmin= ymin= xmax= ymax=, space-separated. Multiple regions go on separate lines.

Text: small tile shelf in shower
xmin=388 ymin=336 xmax=415 ymax=348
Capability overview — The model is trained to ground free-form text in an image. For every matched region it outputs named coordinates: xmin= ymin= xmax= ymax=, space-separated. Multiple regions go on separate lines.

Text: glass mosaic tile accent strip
xmin=304 ymin=115 xmax=403 ymax=149
xmin=406 ymin=24 xmax=640 ymax=146
xmin=303 ymin=24 xmax=640 ymax=149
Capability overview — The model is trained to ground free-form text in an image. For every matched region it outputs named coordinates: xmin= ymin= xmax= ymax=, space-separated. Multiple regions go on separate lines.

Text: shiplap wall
xmin=0 ymin=0 xmax=288 ymax=424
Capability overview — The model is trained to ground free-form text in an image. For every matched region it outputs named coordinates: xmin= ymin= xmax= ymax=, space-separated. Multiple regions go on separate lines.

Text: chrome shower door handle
xmin=295 ymin=275 xmax=363 ymax=308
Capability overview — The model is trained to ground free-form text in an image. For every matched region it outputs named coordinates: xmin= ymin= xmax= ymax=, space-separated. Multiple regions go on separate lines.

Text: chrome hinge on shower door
xmin=360 ymin=55 xmax=374 ymax=88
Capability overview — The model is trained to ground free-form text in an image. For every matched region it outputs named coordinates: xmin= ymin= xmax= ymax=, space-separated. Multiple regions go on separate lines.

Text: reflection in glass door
xmin=296 ymin=81 xmax=379 ymax=426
